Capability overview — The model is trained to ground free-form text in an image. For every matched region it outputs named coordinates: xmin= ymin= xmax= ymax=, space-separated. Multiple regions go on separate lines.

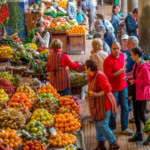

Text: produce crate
xmin=50 ymin=31 xmax=68 ymax=53
xmin=26 ymin=12 xmax=43 ymax=34
xmin=68 ymin=34 xmax=86 ymax=55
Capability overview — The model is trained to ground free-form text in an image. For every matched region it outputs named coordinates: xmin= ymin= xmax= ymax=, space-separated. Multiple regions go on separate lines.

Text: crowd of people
xmin=31 ymin=2 xmax=150 ymax=150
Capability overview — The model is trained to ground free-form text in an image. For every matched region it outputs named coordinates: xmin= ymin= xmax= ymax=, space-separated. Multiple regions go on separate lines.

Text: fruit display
xmin=38 ymin=93 xmax=59 ymax=106
xmin=24 ymin=43 xmax=37 ymax=51
xmin=25 ymin=120 xmax=47 ymax=137
xmin=16 ymin=84 xmax=39 ymax=103
xmin=31 ymin=3 xmax=45 ymax=14
xmin=0 ymin=2 xmax=9 ymax=27
xmin=33 ymin=98 xmax=59 ymax=115
xmin=0 ymin=36 xmax=19 ymax=49
xmin=0 ymin=45 xmax=13 ymax=59
xmin=70 ymin=72 xmax=87 ymax=87
xmin=58 ymin=0 xmax=67 ymax=9
xmin=0 ymin=99 xmax=7 ymax=111
xmin=58 ymin=107 xmax=70 ymax=114
xmin=0 ymin=72 xmax=15 ymax=85
xmin=0 ymin=128 xmax=22 ymax=148
xmin=11 ymin=33 xmax=22 ymax=45
xmin=22 ymin=141 xmax=47 ymax=150
xmin=30 ymin=59 xmax=47 ymax=74
xmin=31 ymin=108 xmax=54 ymax=127
xmin=67 ymin=25 xmax=88 ymax=34
xmin=8 ymin=103 xmax=31 ymax=120
xmin=65 ymin=144 xmax=77 ymax=150
xmin=35 ymin=53 xmax=48 ymax=62
xmin=0 ymin=89 xmax=9 ymax=102
xmin=59 ymin=97 xmax=80 ymax=114
xmin=143 ymin=119 xmax=150 ymax=133
xmin=37 ymin=84 xmax=60 ymax=99
xmin=49 ymin=131 xmax=76 ymax=147
xmin=0 ymin=78 xmax=15 ymax=96
xmin=8 ymin=93 xmax=32 ymax=109
xmin=0 ymin=108 xmax=26 ymax=129
xmin=50 ymin=22 xmax=71 ymax=31
xmin=53 ymin=113 xmax=81 ymax=133
xmin=0 ymin=140 xmax=13 ymax=150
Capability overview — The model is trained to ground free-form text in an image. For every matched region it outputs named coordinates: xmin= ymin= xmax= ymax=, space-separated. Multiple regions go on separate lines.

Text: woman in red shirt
xmin=85 ymin=59 xmax=119 ymax=150
xmin=47 ymin=39 xmax=79 ymax=96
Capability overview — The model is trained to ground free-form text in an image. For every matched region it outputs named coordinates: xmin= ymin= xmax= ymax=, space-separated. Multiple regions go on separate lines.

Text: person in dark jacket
xmin=125 ymin=8 xmax=138 ymax=37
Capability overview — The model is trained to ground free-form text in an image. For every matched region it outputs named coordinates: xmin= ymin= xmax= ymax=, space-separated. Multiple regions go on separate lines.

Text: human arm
xmin=61 ymin=54 xmax=79 ymax=69
xmin=37 ymin=32 xmax=50 ymax=47
xmin=32 ymin=34 xmax=37 ymax=44
xmin=90 ymin=74 xmax=112 ymax=97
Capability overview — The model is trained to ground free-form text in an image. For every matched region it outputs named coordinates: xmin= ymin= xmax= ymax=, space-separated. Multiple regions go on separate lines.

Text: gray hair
xmin=128 ymin=36 xmax=139 ymax=46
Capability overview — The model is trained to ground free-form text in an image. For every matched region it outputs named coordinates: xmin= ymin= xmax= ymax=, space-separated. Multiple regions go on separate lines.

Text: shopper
xmin=78 ymin=0 xmax=87 ymax=15
xmin=32 ymin=22 xmax=50 ymax=48
xmin=111 ymin=5 xmax=121 ymax=36
xmin=67 ymin=0 xmax=77 ymax=20
xmin=90 ymin=39 xmax=108 ymax=72
xmin=85 ymin=59 xmax=119 ymax=150
xmin=47 ymin=39 xmax=80 ymax=96
xmin=121 ymin=34 xmax=135 ymax=111
xmin=103 ymin=41 xmax=133 ymax=135
xmin=93 ymin=33 xmax=111 ymax=54
xmin=96 ymin=25 xmax=116 ymax=46
xmin=97 ymin=13 xmax=115 ymax=33
xmin=125 ymin=8 xmax=138 ymax=37
xmin=125 ymin=47 xmax=150 ymax=142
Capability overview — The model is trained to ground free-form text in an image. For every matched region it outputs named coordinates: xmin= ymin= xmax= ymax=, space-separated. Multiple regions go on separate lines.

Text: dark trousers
xmin=133 ymin=99 xmax=147 ymax=133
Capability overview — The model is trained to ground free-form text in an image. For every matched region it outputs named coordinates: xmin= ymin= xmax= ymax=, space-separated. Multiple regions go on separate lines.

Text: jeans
xmin=94 ymin=110 xmax=116 ymax=144
xmin=58 ymin=87 xmax=70 ymax=96
xmin=133 ymin=100 xmax=147 ymax=133
xmin=109 ymin=87 xmax=129 ymax=131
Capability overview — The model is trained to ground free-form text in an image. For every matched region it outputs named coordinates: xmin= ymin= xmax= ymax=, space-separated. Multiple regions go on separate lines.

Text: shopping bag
xmin=78 ymin=99 xmax=91 ymax=118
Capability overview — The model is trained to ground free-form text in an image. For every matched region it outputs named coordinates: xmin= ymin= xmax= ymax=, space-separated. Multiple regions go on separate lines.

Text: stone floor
xmin=68 ymin=4 xmax=150 ymax=150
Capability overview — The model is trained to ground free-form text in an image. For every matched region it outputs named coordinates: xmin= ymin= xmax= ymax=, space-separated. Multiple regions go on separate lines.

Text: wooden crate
xmin=68 ymin=34 xmax=86 ymax=55
xmin=26 ymin=12 xmax=43 ymax=34
xmin=50 ymin=31 xmax=68 ymax=53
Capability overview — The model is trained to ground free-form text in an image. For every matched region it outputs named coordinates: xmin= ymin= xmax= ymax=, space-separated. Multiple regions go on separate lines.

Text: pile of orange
xmin=59 ymin=97 xmax=80 ymax=114
xmin=49 ymin=131 xmax=76 ymax=147
xmin=37 ymin=84 xmax=60 ymax=99
xmin=8 ymin=93 xmax=32 ymax=109
xmin=23 ymin=141 xmax=46 ymax=150
xmin=53 ymin=113 xmax=81 ymax=133
xmin=67 ymin=25 xmax=87 ymax=34
xmin=0 ymin=128 xmax=22 ymax=148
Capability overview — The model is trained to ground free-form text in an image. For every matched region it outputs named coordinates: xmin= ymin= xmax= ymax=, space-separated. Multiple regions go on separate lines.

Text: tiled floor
xmin=82 ymin=103 xmax=150 ymax=150
xmin=68 ymin=4 xmax=150 ymax=150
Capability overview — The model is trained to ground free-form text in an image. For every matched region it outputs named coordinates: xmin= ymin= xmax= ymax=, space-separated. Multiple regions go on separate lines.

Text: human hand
xmin=118 ymin=68 xmax=126 ymax=75
xmin=129 ymin=80 xmax=134 ymax=85
xmin=88 ymin=92 xmax=98 ymax=97
xmin=123 ymin=76 xmax=128 ymax=81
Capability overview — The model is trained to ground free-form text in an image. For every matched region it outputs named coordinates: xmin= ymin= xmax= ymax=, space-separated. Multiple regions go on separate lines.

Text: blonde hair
xmin=50 ymin=39 xmax=63 ymax=50
xmin=92 ymin=39 xmax=103 ymax=51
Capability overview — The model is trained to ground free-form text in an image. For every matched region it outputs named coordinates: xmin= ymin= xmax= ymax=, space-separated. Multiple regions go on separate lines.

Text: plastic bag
xmin=77 ymin=11 xmax=84 ymax=23
xmin=78 ymin=99 xmax=91 ymax=118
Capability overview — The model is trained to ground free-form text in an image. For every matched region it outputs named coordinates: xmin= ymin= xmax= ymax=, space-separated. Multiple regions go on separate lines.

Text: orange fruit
xmin=58 ymin=142 xmax=63 ymax=147
xmin=60 ymin=128 xmax=65 ymax=133
xmin=65 ymin=127 xmax=70 ymax=133
xmin=13 ymin=142 xmax=19 ymax=147
xmin=59 ymin=123 xmax=64 ymax=128
xmin=62 ymin=140 xmax=67 ymax=146
xmin=56 ymin=118 xmax=61 ymax=123
xmin=41 ymin=85 xmax=46 ymax=89
xmin=9 ymin=143 xmax=14 ymax=148
xmin=9 ymin=139 xmax=14 ymax=143
xmin=3 ymin=139 xmax=9 ymax=143
xmin=65 ymin=123 xmax=69 ymax=128
xmin=53 ymin=141 xmax=57 ymax=147
xmin=62 ymin=118 xmax=66 ymax=123
xmin=55 ymin=123 xmax=59 ymax=128
xmin=70 ymin=126 xmax=75 ymax=132
xmin=55 ymin=128 xmax=60 ymax=131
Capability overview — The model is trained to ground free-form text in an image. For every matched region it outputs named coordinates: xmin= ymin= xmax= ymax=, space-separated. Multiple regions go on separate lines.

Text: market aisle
xmin=69 ymin=4 xmax=150 ymax=150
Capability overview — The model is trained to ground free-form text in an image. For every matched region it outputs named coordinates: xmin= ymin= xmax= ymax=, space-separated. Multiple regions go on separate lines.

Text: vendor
xmin=47 ymin=39 xmax=80 ymax=96
xmin=67 ymin=0 xmax=77 ymax=20
xmin=85 ymin=59 xmax=119 ymax=150
xmin=32 ymin=22 xmax=50 ymax=48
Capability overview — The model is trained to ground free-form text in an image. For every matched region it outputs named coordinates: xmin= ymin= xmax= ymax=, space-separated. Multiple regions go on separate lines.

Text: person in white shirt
xmin=90 ymin=38 xmax=108 ymax=72
xmin=32 ymin=22 xmax=50 ymax=48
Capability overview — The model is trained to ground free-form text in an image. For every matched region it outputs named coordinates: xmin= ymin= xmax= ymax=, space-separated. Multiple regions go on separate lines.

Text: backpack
xmin=117 ymin=20 xmax=127 ymax=43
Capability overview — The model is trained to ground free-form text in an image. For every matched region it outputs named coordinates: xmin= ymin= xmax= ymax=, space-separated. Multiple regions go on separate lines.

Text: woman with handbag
xmin=85 ymin=59 xmax=119 ymax=150
xmin=124 ymin=47 xmax=150 ymax=143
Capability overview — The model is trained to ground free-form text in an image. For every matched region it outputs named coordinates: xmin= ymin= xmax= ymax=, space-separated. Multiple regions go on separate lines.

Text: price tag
xmin=49 ymin=127 xmax=57 ymax=136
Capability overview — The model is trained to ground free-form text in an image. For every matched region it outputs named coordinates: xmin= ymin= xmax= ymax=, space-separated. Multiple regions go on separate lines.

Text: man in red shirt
xmin=103 ymin=41 xmax=133 ymax=135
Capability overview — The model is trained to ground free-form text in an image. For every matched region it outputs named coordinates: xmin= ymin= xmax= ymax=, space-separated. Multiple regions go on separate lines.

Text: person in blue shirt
xmin=111 ymin=5 xmax=121 ymax=36
xmin=67 ymin=0 xmax=77 ymax=20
